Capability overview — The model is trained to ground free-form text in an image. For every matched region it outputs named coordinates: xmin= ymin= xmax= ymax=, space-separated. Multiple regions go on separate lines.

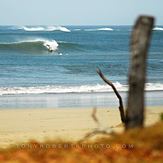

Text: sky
xmin=0 ymin=0 xmax=162 ymax=25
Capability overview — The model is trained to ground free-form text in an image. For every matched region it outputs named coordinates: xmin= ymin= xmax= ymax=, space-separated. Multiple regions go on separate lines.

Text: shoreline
xmin=0 ymin=106 xmax=162 ymax=148
xmin=0 ymin=90 xmax=163 ymax=108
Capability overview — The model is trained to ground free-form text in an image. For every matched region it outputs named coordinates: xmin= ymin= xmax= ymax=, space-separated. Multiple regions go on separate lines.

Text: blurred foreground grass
xmin=0 ymin=122 xmax=163 ymax=163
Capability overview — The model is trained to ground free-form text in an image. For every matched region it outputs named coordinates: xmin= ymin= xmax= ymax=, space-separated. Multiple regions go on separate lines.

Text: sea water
xmin=0 ymin=26 xmax=163 ymax=108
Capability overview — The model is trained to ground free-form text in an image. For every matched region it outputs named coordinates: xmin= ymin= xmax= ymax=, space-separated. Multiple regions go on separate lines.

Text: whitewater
xmin=0 ymin=83 xmax=163 ymax=96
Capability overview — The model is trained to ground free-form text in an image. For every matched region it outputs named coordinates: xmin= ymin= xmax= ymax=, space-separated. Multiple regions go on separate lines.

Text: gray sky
xmin=0 ymin=0 xmax=162 ymax=25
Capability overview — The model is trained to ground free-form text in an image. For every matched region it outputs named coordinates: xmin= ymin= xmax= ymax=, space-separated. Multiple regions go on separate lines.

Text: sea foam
xmin=0 ymin=83 xmax=124 ymax=95
xmin=0 ymin=82 xmax=163 ymax=96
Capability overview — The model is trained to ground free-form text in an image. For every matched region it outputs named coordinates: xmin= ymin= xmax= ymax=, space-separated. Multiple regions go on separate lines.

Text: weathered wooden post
xmin=125 ymin=16 xmax=154 ymax=129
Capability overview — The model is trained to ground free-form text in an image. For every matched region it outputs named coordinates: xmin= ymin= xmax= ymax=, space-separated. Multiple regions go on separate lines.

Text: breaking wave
xmin=84 ymin=27 xmax=114 ymax=31
xmin=19 ymin=26 xmax=71 ymax=32
xmin=0 ymin=39 xmax=83 ymax=53
xmin=97 ymin=28 xmax=114 ymax=31
xmin=0 ymin=83 xmax=163 ymax=95
xmin=153 ymin=27 xmax=163 ymax=31
xmin=0 ymin=39 xmax=59 ymax=52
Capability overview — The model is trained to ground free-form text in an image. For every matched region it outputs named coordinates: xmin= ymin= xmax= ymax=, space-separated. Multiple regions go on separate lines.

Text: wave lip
xmin=20 ymin=26 xmax=71 ymax=32
xmin=153 ymin=27 xmax=163 ymax=31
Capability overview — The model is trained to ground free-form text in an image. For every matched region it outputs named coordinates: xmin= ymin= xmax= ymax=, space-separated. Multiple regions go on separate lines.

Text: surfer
xmin=43 ymin=40 xmax=58 ymax=52
xmin=48 ymin=48 xmax=53 ymax=52
xmin=46 ymin=44 xmax=53 ymax=52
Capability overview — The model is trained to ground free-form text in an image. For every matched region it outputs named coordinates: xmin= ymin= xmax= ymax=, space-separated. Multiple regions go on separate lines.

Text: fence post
xmin=125 ymin=16 xmax=154 ymax=129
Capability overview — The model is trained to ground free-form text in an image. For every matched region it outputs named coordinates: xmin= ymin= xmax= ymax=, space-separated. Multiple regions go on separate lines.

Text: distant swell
xmin=0 ymin=83 xmax=163 ymax=95
xmin=0 ymin=39 xmax=82 ymax=53
xmin=19 ymin=26 xmax=71 ymax=32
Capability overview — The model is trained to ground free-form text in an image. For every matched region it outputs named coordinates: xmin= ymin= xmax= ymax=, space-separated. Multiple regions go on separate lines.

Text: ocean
xmin=0 ymin=25 xmax=163 ymax=108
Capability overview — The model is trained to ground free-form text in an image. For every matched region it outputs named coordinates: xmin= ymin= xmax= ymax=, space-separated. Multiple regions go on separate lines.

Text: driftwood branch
xmin=96 ymin=68 xmax=126 ymax=123
xmin=92 ymin=107 xmax=100 ymax=126
xmin=79 ymin=107 xmax=113 ymax=143
xmin=79 ymin=129 xmax=111 ymax=143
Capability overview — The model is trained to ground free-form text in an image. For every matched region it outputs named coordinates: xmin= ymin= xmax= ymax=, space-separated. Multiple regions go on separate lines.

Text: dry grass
xmin=0 ymin=122 xmax=163 ymax=163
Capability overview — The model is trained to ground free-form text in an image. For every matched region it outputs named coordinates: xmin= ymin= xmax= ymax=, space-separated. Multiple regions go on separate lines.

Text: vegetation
xmin=160 ymin=113 xmax=163 ymax=121
xmin=0 ymin=122 xmax=163 ymax=163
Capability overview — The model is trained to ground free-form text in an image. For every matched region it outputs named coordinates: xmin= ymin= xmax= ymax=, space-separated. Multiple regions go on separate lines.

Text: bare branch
xmin=96 ymin=68 xmax=126 ymax=123
xmin=79 ymin=128 xmax=112 ymax=143
xmin=91 ymin=107 xmax=100 ymax=126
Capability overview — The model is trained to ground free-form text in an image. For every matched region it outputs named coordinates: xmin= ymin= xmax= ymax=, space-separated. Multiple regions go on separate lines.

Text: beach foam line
xmin=0 ymin=83 xmax=124 ymax=95
xmin=19 ymin=26 xmax=71 ymax=32
xmin=0 ymin=83 xmax=163 ymax=95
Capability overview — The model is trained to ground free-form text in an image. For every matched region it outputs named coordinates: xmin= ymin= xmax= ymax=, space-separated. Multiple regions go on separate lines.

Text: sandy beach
xmin=0 ymin=106 xmax=162 ymax=148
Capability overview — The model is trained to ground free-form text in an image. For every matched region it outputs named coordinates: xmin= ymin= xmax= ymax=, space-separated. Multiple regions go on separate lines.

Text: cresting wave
xmin=0 ymin=83 xmax=163 ymax=95
xmin=0 ymin=39 xmax=83 ymax=53
xmin=97 ymin=28 xmax=114 ymax=31
xmin=19 ymin=26 xmax=71 ymax=32
xmin=0 ymin=39 xmax=59 ymax=52
xmin=84 ymin=27 xmax=114 ymax=31
xmin=153 ymin=27 xmax=163 ymax=31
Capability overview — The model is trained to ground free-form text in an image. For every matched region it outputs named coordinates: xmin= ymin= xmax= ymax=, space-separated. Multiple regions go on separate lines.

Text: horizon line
xmin=0 ymin=24 xmax=162 ymax=26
